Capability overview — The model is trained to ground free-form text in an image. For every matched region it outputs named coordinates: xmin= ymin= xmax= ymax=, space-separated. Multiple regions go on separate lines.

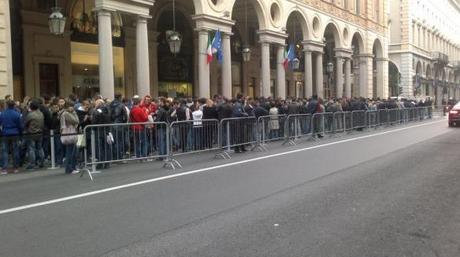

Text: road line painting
xmin=0 ymin=120 xmax=447 ymax=215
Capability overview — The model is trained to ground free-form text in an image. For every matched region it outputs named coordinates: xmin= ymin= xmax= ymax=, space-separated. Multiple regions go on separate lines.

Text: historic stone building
xmin=389 ymin=0 xmax=460 ymax=104
xmin=4 ymin=0 xmax=389 ymax=100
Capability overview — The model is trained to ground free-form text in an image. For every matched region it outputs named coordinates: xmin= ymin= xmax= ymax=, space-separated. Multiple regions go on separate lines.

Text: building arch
xmin=154 ymin=0 xmax=196 ymax=98
xmin=322 ymin=21 xmax=342 ymax=47
xmin=284 ymin=8 xmax=310 ymax=40
xmin=230 ymin=0 xmax=268 ymax=30
xmin=388 ymin=61 xmax=400 ymax=97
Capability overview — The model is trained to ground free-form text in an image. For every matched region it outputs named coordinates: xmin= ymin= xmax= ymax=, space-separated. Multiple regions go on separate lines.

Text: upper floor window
xmin=374 ymin=0 xmax=380 ymax=22
xmin=355 ymin=0 xmax=361 ymax=15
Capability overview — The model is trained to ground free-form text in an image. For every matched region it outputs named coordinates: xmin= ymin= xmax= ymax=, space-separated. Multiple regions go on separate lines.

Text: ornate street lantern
xmin=292 ymin=57 xmax=300 ymax=70
xmin=327 ymin=62 xmax=334 ymax=74
xmin=167 ymin=0 xmax=182 ymax=55
xmin=48 ymin=0 xmax=66 ymax=35
xmin=166 ymin=30 xmax=182 ymax=55
xmin=242 ymin=45 xmax=251 ymax=62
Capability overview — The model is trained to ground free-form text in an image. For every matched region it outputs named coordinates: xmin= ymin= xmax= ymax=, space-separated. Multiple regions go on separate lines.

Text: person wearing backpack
xmin=109 ymin=93 xmax=128 ymax=160
xmin=91 ymin=99 xmax=111 ymax=169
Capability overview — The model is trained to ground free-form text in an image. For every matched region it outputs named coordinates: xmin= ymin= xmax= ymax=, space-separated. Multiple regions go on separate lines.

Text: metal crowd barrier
xmin=167 ymin=119 xmax=228 ymax=169
xmin=284 ymin=114 xmax=313 ymax=145
xmin=57 ymin=106 xmax=432 ymax=178
xmin=388 ymin=109 xmax=400 ymax=125
xmin=83 ymin=121 xmax=169 ymax=175
xmin=312 ymin=113 xmax=326 ymax=138
xmin=333 ymin=112 xmax=346 ymax=134
xmin=352 ymin=110 xmax=366 ymax=130
xmin=220 ymin=117 xmax=258 ymax=154
xmin=344 ymin=111 xmax=353 ymax=132
xmin=366 ymin=110 xmax=379 ymax=129
xmin=257 ymin=114 xmax=287 ymax=149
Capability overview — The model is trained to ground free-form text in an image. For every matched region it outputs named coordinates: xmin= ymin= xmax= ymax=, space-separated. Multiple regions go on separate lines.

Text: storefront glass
xmin=71 ymin=42 xmax=125 ymax=99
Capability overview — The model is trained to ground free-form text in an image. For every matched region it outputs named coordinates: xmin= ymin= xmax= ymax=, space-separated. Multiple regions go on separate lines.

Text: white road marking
xmin=0 ymin=119 xmax=447 ymax=215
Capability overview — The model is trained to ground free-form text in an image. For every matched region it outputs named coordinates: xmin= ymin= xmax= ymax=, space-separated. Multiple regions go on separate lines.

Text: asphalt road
xmin=0 ymin=119 xmax=459 ymax=257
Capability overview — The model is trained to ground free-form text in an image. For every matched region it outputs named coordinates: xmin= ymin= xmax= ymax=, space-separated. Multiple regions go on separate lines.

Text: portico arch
xmin=425 ymin=64 xmax=432 ymax=96
xmin=230 ymin=0 xmax=268 ymax=31
xmin=351 ymin=32 xmax=365 ymax=97
xmin=153 ymin=0 xmax=196 ymax=98
xmin=285 ymin=10 xmax=310 ymax=97
xmin=323 ymin=22 xmax=343 ymax=98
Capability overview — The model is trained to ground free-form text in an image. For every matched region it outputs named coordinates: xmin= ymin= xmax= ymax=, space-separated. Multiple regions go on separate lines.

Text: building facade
xmin=389 ymin=0 xmax=460 ymax=105
xmin=4 ymin=0 xmax=389 ymax=100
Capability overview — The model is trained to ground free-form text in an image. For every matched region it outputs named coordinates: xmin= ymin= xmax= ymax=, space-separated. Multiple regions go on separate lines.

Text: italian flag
xmin=283 ymin=47 xmax=289 ymax=70
xmin=206 ymin=35 xmax=213 ymax=64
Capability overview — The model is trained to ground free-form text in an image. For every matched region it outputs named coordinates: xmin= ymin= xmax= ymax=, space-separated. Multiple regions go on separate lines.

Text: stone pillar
xmin=376 ymin=58 xmax=387 ymax=99
xmin=436 ymin=85 xmax=442 ymax=107
xmin=304 ymin=50 xmax=313 ymax=98
xmin=359 ymin=55 xmax=371 ymax=98
xmin=136 ymin=16 xmax=150 ymax=97
xmin=261 ymin=42 xmax=271 ymax=97
xmin=198 ymin=30 xmax=210 ymax=98
xmin=336 ymin=57 xmax=344 ymax=98
xmin=345 ymin=58 xmax=352 ymax=98
xmin=222 ymin=33 xmax=232 ymax=98
xmin=315 ymin=52 xmax=324 ymax=99
xmin=98 ymin=10 xmax=115 ymax=99
xmin=276 ymin=45 xmax=286 ymax=99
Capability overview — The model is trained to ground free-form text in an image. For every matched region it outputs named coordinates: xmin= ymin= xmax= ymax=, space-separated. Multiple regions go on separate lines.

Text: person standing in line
xmin=23 ymin=100 xmax=45 ymax=170
xmin=0 ymin=100 xmax=22 ymax=174
xmin=60 ymin=101 xmax=80 ymax=174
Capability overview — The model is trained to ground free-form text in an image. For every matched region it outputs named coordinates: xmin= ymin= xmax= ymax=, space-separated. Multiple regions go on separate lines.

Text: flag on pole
xmin=206 ymin=35 xmax=213 ymax=64
xmin=212 ymin=30 xmax=223 ymax=64
xmin=283 ymin=44 xmax=296 ymax=70
xmin=283 ymin=47 xmax=289 ymax=69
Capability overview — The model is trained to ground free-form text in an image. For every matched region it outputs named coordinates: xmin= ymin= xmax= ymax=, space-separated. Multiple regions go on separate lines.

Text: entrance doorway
xmin=39 ymin=63 xmax=59 ymax=97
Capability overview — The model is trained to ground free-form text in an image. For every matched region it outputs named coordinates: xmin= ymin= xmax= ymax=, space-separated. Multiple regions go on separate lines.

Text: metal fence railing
xmin=0 ymin=107 xmax=436 ymax=180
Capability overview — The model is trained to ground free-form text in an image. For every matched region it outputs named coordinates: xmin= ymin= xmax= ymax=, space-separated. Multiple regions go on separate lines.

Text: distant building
xmin=389 ymin=0 xmax=460 ymax=104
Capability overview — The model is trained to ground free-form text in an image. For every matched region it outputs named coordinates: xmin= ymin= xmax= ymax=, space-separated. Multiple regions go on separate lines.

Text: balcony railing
xmin=431 ymin=52 xmax=449 ymax=64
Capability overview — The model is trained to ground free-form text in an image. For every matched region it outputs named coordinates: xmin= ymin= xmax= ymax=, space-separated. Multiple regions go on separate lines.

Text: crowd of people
xmin=0 ymin=93 xmax=435 ymax=175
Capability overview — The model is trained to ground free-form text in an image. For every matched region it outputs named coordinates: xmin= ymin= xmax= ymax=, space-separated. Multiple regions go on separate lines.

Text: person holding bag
xmin=60 ymin=101 xmax=80 ymax=175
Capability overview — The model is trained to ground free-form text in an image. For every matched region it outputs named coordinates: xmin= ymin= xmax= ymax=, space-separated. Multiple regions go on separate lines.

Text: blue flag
xmin=287 ymin=44 xmax=296 ymax=62
xmin=211 ymin=30 xmax=223 ymax=64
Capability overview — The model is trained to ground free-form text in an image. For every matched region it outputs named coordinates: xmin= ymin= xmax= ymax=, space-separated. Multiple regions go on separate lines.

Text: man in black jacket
xmin=109 ymin=94 xmax=128 ymax=160
xmin=91 ymin=99 xmax=111 ymax=169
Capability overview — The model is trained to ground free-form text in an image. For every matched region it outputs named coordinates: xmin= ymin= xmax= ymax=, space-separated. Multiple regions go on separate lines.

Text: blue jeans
xmin=64 ymin=144 xmax=76 ymax=173
xmin=157 ymin=128 xmax=167 ymax=156
xmin=134 ymin=130 xmax=147 ymax=158
xmin=2 ymin=137 xmax=20 ymax=169
xmin=27 ymin=137 xmax=45 ymax=167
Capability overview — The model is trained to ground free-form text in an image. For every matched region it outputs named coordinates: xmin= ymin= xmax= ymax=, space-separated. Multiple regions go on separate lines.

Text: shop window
xmin=71 ymin=42 xmax=125 ymax=99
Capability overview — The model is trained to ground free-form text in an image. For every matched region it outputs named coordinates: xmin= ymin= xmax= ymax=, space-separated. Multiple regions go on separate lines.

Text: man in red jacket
xmin=141 ymin=95 xmax=157 ymax=116
xmin=130 ymin=97 xmax=148 ymax=158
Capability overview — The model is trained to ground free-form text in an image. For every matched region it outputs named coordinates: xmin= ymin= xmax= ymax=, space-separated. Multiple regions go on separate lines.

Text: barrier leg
xmin=164 ymin=126 xmax=183 ymax=170
xmin=252 ymin=119 xmax=267 ymax=152
xmin=48 ymin=130 xmax=58 ymax=170
xmin=90 ymin=129 xmax=101 ymax=174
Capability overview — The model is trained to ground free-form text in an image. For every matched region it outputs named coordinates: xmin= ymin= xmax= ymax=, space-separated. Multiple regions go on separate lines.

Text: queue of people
xmin=0 ymin=93 xmax=434 ymax=175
